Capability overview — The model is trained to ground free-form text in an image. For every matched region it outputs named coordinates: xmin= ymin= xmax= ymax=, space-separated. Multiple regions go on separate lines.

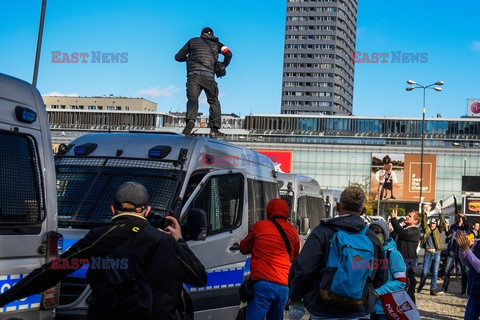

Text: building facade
xmin=42 ymin=96 xmax=157 ymax=112
xmin=281 ymin=0 xmax=357 ymax=115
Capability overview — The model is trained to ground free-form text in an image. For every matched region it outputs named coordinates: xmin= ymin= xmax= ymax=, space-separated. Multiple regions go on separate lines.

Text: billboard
xmin=464 ymin=196 xmax=480 ymax=215
xmin=371 ymin=154 xmax=404 ymax=201
xmin=255 ymin=150 xmax=292 ymax=173
xmin=371 ymin=153 xmax=436 ymax=202
xmin=403 ymin=154 xmax=436 ymax=202
xmin=468 ymin=99 xmax=480 ymax=117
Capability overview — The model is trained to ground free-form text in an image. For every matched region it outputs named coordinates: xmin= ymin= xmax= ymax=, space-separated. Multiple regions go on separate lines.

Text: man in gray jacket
xmin=175 ymin=27 xmax=232 ymax=138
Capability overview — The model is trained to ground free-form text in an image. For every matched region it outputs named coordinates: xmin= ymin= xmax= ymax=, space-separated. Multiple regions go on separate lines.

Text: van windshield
xmin=55 ymin=157 xmax=184 ymax=229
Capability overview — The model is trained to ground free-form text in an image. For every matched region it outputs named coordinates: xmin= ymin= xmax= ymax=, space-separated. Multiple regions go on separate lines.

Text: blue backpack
xmin=319 ymin=225 xmax=375 ymax=309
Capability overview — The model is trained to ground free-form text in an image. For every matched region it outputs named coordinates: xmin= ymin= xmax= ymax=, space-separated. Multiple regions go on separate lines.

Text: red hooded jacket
xmin=239 ymin=199 xmax=300 ymax=285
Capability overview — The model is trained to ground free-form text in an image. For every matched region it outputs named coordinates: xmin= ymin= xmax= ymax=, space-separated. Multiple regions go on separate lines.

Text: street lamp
xmin=406 ymin=80 xmax=444 ymax=213
xmin=453 ymin=142 xmax=467 ymax=176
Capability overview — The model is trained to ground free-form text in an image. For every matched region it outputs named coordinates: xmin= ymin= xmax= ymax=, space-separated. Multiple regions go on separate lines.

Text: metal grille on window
xmin=55 ymin=157 xmax=182 ymax=228
xmin=0 ymin=131 xmax=44 ymax=224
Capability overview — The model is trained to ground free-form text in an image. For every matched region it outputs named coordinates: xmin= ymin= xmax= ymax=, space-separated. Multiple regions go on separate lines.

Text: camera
xmin=147 ymin=210 xmax=172 ymax=229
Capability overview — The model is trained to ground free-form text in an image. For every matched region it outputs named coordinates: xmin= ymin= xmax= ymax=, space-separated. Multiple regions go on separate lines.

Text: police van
xmin=0 ymin=73 xmax=61 ymax=319
xmin=54 ymin=132 xmax=279 ymax=319
xmin=277 ymin=172 xmax=325 ymax=244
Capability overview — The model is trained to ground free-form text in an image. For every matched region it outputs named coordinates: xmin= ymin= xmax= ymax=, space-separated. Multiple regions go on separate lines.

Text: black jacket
xmin=175 ymin=33 xmax=232 ymax=75
xmin=289 ymin=214 xmax=387 ymax=318
xmin=0 ymin=214 xmax=207 ymax=320
xmin=391 ymin=217 xmax=421 ymax=264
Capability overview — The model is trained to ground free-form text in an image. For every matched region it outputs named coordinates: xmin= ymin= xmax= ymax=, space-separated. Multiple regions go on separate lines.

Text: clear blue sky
xmin=1 ymin=0 xmax=479 ymax=119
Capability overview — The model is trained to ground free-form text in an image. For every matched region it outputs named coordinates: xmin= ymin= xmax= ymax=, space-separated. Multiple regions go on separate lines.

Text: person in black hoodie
xmin=175 ymin=27 xmax=233 ymax=138
xmin=288 ymin=186 xmax=387 ymax=319
xmin=390 ymin=209 xmax=421 ymax=304
xmin=0 ymin=181 xmax=207 ymax=320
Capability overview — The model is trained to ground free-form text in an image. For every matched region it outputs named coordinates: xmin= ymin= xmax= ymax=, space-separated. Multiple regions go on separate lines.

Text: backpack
xmin=319 ymin=225 xmax=375 ymax=309
xmin=87 ymin=224 xmax=153 ymax=319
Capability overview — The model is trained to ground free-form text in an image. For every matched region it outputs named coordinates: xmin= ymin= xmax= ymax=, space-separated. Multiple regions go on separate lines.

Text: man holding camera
xmin=0 ymin=181 xmax=207 ymax=320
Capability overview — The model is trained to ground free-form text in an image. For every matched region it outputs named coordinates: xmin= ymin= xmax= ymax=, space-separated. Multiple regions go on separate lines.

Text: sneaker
xmin=437 ymin=289 xmax=445 ymax=295
xmin=417 ymin=285 xmax=424 ymax=293
xmin=182 ymin=120 xmax=195 ymax=136
xmin=209 ymin=127 xmax=225 ymax=139
xmin=430 ymin=289 xmax=437 ymax=296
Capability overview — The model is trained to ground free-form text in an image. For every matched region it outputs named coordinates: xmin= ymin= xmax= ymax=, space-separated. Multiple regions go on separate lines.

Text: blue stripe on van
xmin=0 ymin=274 xmax=41 ymax=313
xmin=186 ymin=257 xmax=251 ymax=292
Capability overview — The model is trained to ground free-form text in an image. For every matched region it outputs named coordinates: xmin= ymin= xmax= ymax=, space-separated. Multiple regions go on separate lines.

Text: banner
xmin=255 ymin=150 xmax=292 ymax=173
xmin=380 ymin=289 xmax=421 ymax=320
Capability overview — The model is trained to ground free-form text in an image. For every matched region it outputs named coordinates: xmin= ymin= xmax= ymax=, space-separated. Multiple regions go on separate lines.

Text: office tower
xmin=281 ymin=0 xmax=358 ymax=115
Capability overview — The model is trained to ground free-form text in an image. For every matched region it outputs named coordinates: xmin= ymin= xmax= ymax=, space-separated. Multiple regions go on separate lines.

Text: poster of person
xmin=371 ymin=153 xmax=405 ymax=201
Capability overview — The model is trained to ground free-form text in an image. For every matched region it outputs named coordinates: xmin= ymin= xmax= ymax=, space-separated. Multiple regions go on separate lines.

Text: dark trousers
xmin=186 ymin=74 xmax=221 ymax=129
xmin=443 ymin=250 xmax=468 ymax=292
xmin=406 ymin=267 xmax=417 ymax=304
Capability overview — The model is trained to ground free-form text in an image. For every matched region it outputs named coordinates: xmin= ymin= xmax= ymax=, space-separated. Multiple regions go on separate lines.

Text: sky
xmin=1 ymin=0 xmax=479 ymax=119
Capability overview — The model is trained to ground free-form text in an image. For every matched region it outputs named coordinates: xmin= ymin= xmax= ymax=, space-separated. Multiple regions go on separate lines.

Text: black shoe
xmin=430 ymin=289 xmax=437 ymax=296
xmin=182 ymin=120 xmax=195 ymax=136
xmin=417 ymin=285 xmax=424 ymax=293
xmin=209 ymin=127 xmax=225 ymax=138
xmin=390 ymin=196 xmax=396 ymax=199
xmin=461 ymin=289 xmax=467 ymax=296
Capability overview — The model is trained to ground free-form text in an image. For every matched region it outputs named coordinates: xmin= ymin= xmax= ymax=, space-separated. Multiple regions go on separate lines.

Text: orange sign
xmin=403 ymin=154 xmax=436 ymax=202
xmin=255 ymin=150 xmax=293 ymax=173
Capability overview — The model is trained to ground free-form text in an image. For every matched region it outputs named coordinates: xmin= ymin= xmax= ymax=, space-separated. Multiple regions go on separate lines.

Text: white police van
xmin=0 ymin=73 xmax=61 ymax=320
xmin=277 ymin=172 xmax=325 ymax=244
xmin=54 ymin=132 xmax=279 ymax=319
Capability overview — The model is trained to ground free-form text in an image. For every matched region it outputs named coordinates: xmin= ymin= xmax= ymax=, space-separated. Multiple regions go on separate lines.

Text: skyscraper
xmin=281 ymin=0 xmax=358 ymax=115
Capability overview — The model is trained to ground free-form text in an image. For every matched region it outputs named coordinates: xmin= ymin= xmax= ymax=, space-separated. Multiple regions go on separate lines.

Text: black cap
xmin=114 ymin=181 xmax=149 ymax=208
xmin=201 ymin=27 xmax=214 ymax=35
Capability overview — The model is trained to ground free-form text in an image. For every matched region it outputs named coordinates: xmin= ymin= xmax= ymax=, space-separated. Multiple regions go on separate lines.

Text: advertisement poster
xmin=464 ymin=196 xmax=480 ymax=215
xmin=403 ymin=154 xmax=436 ymax=202
xmin=255 ymin=150 xmax=293 ymax=173
xmin=371 ymin=153 xmax=404 ymax=201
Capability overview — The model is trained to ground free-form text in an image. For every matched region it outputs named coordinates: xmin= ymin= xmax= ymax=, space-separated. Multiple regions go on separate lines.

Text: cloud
xmin=472 ymin=41 xmax=480 ymax=51
xmin=135 ymin=85 xmax=180 ymax=98
xmin=44 ymin=91 xmax=80 ymax=97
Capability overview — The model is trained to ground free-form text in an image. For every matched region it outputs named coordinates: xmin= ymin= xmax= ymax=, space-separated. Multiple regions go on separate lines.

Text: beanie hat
xmin=266 ymin=198 xmax=289 ymax=220
xmin=370 ymin=220 xmax=390 ymax=239
xmin=201 ymin=27 xmax=214 ymax=35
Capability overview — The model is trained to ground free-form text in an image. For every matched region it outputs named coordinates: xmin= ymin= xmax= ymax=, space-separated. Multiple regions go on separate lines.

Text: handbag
xmin=380 ymin=289 xmax=421 ymax=320
xmin=239 ymin=277 xmax=254 ymax=302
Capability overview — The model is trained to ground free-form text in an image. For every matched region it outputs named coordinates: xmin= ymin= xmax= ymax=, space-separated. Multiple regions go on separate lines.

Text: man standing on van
xmin=288 ymin=187 xmax=387 ymax=319
xmin=239 ymin=198 xmax=300 ymax=320
xmin=175 ymin=27 xmax=232 ymax=138
xmin=0 ymin=181 xmax=207 ymax=320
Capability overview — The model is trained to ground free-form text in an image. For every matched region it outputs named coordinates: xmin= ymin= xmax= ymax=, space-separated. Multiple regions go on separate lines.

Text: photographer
xmin=0 ymin=181 xmax=207 ymax=320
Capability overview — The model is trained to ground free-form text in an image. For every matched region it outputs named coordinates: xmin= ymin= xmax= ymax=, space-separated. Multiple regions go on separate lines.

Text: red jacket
xmin=239 ymin=199 xmax=300 ymax=285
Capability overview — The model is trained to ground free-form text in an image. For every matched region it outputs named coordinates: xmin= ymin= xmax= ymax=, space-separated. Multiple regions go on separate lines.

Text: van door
xmin=0 ymin=129 xmax=55 ymax=319
xmin=181 ymin=170 xmax=247 ymax=320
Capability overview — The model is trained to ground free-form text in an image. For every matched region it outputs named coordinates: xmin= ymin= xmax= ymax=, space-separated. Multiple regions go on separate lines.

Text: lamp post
xmin=453 ymin=142 xmax=467 ymax=176
xmin=406 ymin=80 xmax=444 ymax=213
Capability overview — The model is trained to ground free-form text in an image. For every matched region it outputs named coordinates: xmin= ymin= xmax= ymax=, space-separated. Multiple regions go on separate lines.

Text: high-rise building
xmin=281 ymin=0 xmax=358 ymax=115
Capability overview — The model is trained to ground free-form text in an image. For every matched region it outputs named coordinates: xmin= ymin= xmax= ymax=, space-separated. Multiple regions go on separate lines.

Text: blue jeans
xmin=246 ymin=280 xmax=288 ymax=320
xmin=465 ymin=297 xmax=480 ymax=320
xmin=420 ymin=251 xmax=441 ymax=289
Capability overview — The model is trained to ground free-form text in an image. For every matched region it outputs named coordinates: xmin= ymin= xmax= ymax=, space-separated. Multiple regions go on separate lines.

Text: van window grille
xmin=190 ymin=174 xmax=243 ymax=235
xmin=55 ymin=157 xmax=183 ymax=229
xmin=0 ymin=130 xmax=44 ymax=225
xmin=247 ymin=179 xmax=278 ymax=229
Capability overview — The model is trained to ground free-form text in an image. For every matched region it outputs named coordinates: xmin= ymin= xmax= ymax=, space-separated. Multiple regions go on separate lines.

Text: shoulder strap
xmin=201 ymin=38 xmax=218 ymax=57
xmin=271 ymin=219 xmax=292 ymax=255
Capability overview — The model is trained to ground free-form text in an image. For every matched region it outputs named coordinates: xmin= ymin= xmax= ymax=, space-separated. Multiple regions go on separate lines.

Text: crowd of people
xmin=0 ymin=182 xmax=479 ymax=320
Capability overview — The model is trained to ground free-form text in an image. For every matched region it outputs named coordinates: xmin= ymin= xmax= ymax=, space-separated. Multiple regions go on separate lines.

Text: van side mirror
xmin=299 ymin=217 xmax=309 ymax=235
xmin=187 ymin=208 xmax=208 ymax=241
